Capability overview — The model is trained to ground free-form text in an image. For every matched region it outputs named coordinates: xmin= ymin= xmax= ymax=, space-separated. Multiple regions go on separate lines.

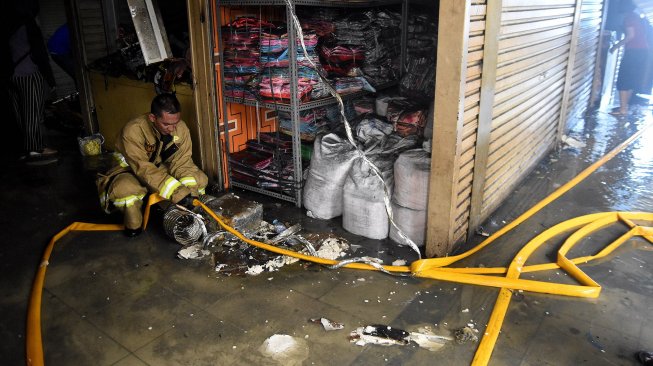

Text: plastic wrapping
xmin=424 ymin=101 xmax=434 ymax=139
xmin=393 ymin=149 xmax=431 ymax=210
xmin=343 ymin=156 xmax=394 ymax=239
xmin=303 ymin=134 xmax=358 ymax=219
xmin=355 ymin=114 xmax=394 ymax=143
xmin=78 ymin=134 xmax=104 ymax=156
xmin=366 ymin=133 xmax=420 ymax=156
xmin=353 ymin=96 xmax=375 ymax=115
xmin=389 ymin=200 xmax=427 ymax=248
xmin=375 ymin=95 xmax=395 ymax=117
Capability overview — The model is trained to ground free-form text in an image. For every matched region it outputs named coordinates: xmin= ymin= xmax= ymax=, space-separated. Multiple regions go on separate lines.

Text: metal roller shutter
xmin=39 ymin=0 xmax=77 ymax=97
xmin=565 ymin=0 xmax=603 ymax=122
xmin=480 ymin=0 xmax=576 ymax=218
xmin=78 ymin=0 xmax=108 ymax=64
xmin=635 ymin=0 xmax=653 ymax=21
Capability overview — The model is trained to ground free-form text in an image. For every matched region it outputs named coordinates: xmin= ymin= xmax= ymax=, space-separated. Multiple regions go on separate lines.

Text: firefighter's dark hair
xmin=151 ymin=93 xmax=181 ymax=117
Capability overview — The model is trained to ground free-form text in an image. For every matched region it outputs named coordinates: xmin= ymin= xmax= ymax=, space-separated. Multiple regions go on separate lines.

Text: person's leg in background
xmin=619 ymin=89 xmax=633 ymax=114
xmin=8 ymin=70 xmax=57 ymax=160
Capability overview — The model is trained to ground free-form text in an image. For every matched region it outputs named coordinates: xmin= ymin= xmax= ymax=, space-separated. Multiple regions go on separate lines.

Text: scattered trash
xmin=392 ymin=259 xmax=407 ymax=266
xmin=259 ymin=334 xmax=309 ymax=365
xmin=461 ymin=308 xmax=469 ymax=313
xmin=350 ymin=324 xmax=452 ymax=351
xmin=267 ymin=223 xmax=302 ymax=245
xmin=177 ymin=243 xmax=211 ymax=260
xmin=245 ymin=265 xmax=265 ymax=276
xmin=349 ymin=325 xmax=410 ymax=346
xmin=561 ymin=135 xmax=586 ymax=149
xmin=210 ymin=219 xmax=350 ymax=276
xmin=315 ymin=237 xmax=350 ymax=260
xmin=585 ymin=332 xmax=606 ymax=353
xmin=309 ymin=317 xmax=344 ymax=331
xmin=410 ymin=326 xmax=452 ymax=351
xmin=454 ymin=326 xmax=479 ymax=344
xmin=475 ymin=226 xmax=490 ymax=237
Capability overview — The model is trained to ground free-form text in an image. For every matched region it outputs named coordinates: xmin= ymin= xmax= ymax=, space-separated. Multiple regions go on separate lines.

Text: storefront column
xmin=187 ymin=0 xmax=223 ymax=186
xmin=426 ymin=0 xmax=471 ymax=258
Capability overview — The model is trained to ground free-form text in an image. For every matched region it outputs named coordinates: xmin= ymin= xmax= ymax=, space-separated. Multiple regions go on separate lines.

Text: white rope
xmin=283 ymin=0 xmax=422 ymax=259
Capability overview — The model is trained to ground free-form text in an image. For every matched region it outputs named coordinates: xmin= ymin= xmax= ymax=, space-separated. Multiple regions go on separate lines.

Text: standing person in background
xmin=610 ymin=0 xmax=649 ymax=116
xmin=47 ymin=23 xmax=76 ymax=84
xmin=7 ymin=1 xmax=58 ymax=163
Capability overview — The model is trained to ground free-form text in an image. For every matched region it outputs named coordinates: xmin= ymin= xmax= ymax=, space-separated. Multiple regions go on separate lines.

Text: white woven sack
xmin=389 ymin=200 xmax=427 ymax=247
xmin=393 ymin=149 xmax=430 ymax=210
xmin=303 ymin=134 xmax=358 ymax=219
xmin=342 ymin=157 xmax=394 ymax=239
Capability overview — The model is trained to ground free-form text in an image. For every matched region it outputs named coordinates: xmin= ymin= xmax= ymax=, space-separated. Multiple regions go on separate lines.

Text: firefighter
xmin=97 ymin=93 xmax=208 ymax=237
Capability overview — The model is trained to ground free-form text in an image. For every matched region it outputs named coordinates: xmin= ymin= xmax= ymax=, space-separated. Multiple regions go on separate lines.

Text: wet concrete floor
xmin=1 ymin=106 xmax=652 ymax=366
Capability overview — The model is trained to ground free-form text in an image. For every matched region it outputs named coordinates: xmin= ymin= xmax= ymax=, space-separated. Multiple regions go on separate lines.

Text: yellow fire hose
xmin=26 ymin=122 xmax=652 ymax=366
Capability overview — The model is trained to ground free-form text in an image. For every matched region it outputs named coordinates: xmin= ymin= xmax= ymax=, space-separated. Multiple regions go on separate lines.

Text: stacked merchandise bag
xmin=230 ymin=133 xmax=296 ymax=195
xmin=298 ymin=7 xmax=339 ymax=99
xmin=352 ymin=96 xmax=375 ymax=115
xmin=321 ymin=12 xmax=368 ymax=94
xmin=386 ymin=99 xmax=428 ymax=137
xmin=259 ymin=23 xmax=327 ymax=102
xmin=361 ymin=10 xmax=401 ymax=87
xmin=278 ymin=107 xmax=329 ymax=141
xmin=322 ymin=9 xmax=401 ymax=91
xmin=222 ymin=17 xmax=272 ymax=99
xmin=400 ymin=11 xmax=438 ymax=102
xmin=389 ymin=148 xmax=431 ymax=247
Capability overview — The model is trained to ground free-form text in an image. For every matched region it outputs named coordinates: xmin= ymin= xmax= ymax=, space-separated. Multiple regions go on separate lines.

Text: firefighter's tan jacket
xmin=112 ymin=114 xmax=205 ymax=203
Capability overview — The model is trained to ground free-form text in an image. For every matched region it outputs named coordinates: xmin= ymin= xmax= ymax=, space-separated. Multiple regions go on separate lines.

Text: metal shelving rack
xmin=217 ymin=0 xmax=407 ymax=206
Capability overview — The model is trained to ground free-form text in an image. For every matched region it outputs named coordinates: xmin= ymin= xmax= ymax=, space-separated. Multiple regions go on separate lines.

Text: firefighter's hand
xmin=178 ymin=194 xmax=196 ymax=210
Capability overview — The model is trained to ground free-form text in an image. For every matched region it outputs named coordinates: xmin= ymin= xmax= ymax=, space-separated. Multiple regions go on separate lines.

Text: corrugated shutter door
xmin=565 ymin=0 xmax=603 ymax=122
xmin=635 ymin=0 xmax=653 ymax=21
xmin=39 ymin=0 xmax=77 ymax=97
xmin=481 ymin=0 xmax=575 ymax=218
xmin=78 ymin=0 xmax=108 ymax=64
xmin=454 ymin=0 xmax=487 ymax=243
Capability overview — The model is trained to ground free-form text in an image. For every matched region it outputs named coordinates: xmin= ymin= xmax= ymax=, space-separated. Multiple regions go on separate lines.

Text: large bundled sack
xmin=393 ymin=149 xmax=430 ymax=210
xmin=343 ymin=156 xmax=394 ymax=239
xmin=303 ymin=134 xmax=358 ymax=219
xmin=389 ymin=200 xmax=427 ymax=247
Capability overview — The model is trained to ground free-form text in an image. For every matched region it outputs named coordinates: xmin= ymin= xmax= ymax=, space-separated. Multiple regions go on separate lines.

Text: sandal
xmin=609 ymin=110 xmax=628 ymax=116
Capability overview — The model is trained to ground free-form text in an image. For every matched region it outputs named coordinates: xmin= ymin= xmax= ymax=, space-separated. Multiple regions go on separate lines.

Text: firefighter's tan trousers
xmin=108 ymin=172 xmax=208 ymax=230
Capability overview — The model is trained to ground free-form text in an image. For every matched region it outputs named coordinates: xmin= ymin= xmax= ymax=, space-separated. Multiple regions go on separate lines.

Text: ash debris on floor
xmin=164 ymin=193 xmax=351 ymax=276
